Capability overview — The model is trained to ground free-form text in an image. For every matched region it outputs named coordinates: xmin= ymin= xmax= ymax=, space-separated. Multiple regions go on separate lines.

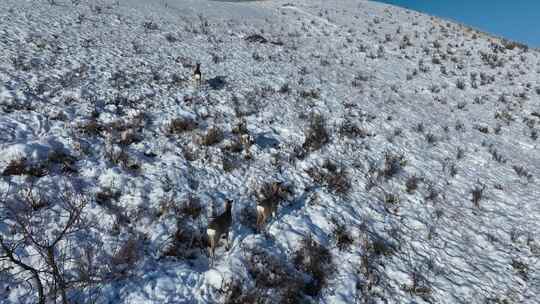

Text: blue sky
xmin=375 ymin=0 xmax=540 ymax=47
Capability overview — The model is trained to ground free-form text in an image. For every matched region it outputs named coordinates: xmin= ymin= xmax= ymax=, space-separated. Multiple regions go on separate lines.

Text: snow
xmin=1 ymin=0 xmax=539 ymax=303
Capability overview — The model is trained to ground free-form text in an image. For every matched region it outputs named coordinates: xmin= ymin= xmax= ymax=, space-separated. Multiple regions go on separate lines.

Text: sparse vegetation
xmin=293 ymin=235 xmax=334 ymax=297
xmin=167 ymin=117 xmax=198 ymax=134
xmin=306 ymin=160 xmax=351 ymax=195
xmin=339 ymin=120 xmax=372 ymax=139
xmin=1 ymin=1 xmax=537 ymax=302
xmin=511 ymin=259 xmax=529 ymax=281
xmin=0 ymin=182 xmax=112 ymax=304
xmin=402 ymin=270 xmax=433 ymax=301
xmin=456 ymin=78 xmax=466 ymax=90
xmin=513 ymin=165 xmax=533 ymax=182
xmin=302 ymin=114 xmax=330 ymax=152
xmin=489 ymin=146 xmax=507 ymax=163
xmin=425 ymin=132 xmax=438 ymax=145
xmin=2 ymin=158 xmax=48 ymax=178
xmin=331 ymin=219 xmax=354 ymax=251
xmin=78 ymin=118 xmax=105 ymax=136
xmin=199 ymin=127 xmax=225 ymax=146
xmin=501 ymin=39 xmax=529 ymax=51
xmin=406 ymin=175 xmax=421 ymax=193
xmin=380 ymin=152 xmax=407 ymax=179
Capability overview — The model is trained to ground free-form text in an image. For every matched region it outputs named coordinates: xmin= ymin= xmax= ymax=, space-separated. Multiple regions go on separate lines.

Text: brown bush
xmin=167 ymin=117 xmax=198 ymax=135
xmin=332 ymin=220 xmax=354 ymax=251
xmin=307 ymin=160 xmax=351 ymax=195
xmin=200 ymin=127 xmax=224 ymax=146
xmin=112 ymin=238 xmax=141 ymax=268
xmin=380 ymin=152 xmax=406 ymax=179
xmin=244 ymin=247 xmax=305 ymax=303
xmin=2 ymin=158 xmax=28 ymax=176
xmin=339 ymin=120 xmax=372 ymax=139
xmin=302 ymin=114 xmax=329 ymax=152
xmin=405 ymin=175 xmax=421 ymax=193
xmin=2 ymin=158 xmax=48 ymax=178
xmin=79 ymin=119 xmax=104 ymax=136
xmin=223 ymin=280 xmax=260 ymax=304
xmin=293 ymin=235 xmax=334 ymax=297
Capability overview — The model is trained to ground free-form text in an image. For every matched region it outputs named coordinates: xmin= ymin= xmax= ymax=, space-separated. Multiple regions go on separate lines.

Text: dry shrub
xmin=239 ymin=205 xmax=257 ymax=232
xmin=370 ymin=237 xmax=396 ymax=257
xmin=224 ymin=137 xmax=244 ymax=153
xmin=405 ymin=175 xmax=421 ymax=194
xmin=48 ymin=149 xmax=78 ymax=174
xmin=95 ymin=187 xmax=121 ymax=206
xmin=223 ymin=280 xmax=259 ymax=304
xmin=513 ymin=165 xmax=533 ymax=182
xmin=104 ymin=144 xmax=141 ymax=174
xmin=474 ymin=125 xmax=490 ymax=134
xmin=117 ymin=129 xmax=142 ymax=146
xmin=2 ymin=158 xmax=48 ymax=178
xmin=332 ymin=220 xmax=354 ymax=251
xmin=380 ymin=152 xmax=406 ymax=179
xmin=501 ymin=39 xmax=529 ymax=51
xmin=306 ymin=160 xmax=351 ymax=195
xmin=293 ymin=235 xmax=334 ymax=297
xmin=222 ymin=153 xmax=240 ymax=172
xmin=112 ymin=238 xmax=141 ymax=268
xmin=160 ymin=195 xmax=205 ymax=260
xmin=200 ymin=127 xmax=224 ymax=146
xmin=511 ymin=259 xmax=529 ymax=281
xmin=339 ymin=120 xmax=373 ymax=139
xmin=178 ymin=195 xmax=203 ymax=219
xmin=157 ymin=194 xmax=202 ymax=219
xmin=2 ymin=158 xmax=28 ymax=176
xmin=325 ymin=167 xmax=351 ymax=195
xmin=0 ymin=181 xmax=101 ymax=304
xmin=79 ymin=119 xmax=104 ymax=136
xmin=300 ymin=88 xmax=321 ymax=99
xmin=401 ymin=270 xmax=432 ymax=301
xmin=167 ymin=117 xmax=198 ymax=135
xmin=302 ymin=114 xmax=329 ymax=152
xmin=162 ymin=219 xmax=205 ymax=260
xmin=244 ymin=247 xmax=305 ymax=303
xmin=231 ymin=119 xmax=249 ymax=136
xmin=256 ymin=181 xmax=291 ymax=209
xmin=48 ymin=149 xmax=76 ymax=165
xmin=182 ymin=146 xmax=199 ymax=162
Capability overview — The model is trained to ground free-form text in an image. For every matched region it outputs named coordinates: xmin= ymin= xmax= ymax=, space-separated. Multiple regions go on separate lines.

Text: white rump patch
xmin=207 ymin=229 xmax=216 ymax=238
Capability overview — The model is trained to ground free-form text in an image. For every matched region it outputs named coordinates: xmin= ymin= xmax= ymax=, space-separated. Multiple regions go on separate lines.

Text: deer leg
xmin=209 ymin=236 xmax=216 ymax=266
xmin=224 ymin=231 xmax=230 ymax=251
xmin=256 ymin=207 xmax=263 ymax=233
xmin=257 ymin=206 xmax=266 ymax=233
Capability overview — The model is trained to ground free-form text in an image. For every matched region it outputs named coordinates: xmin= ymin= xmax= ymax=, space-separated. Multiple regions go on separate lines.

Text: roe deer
xmin=193 ymin=63 xmax=202 ymax=86
xmin=256 ymin=182 xmax=289 ymax=232
xmin=207 ymin=199 xmax=232 ymax=265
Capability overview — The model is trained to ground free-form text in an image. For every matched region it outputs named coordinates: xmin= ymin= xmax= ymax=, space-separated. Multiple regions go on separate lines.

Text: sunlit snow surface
xmin=0 ymin=0 xmax=539 ymax=303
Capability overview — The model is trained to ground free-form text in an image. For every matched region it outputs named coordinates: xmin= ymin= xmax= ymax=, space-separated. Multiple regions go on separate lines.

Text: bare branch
xmin=0 ymin=236 xmax=45 ymax=304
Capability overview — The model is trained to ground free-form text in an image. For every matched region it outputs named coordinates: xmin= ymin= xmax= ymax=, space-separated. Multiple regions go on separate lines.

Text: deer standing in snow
xmin=206 ymin=199 xmax=232 ymax=265
xmin=256 ymin=182 xmax=289 ymax=232
xmin=193 ymin=63 xmax=202 ymax=86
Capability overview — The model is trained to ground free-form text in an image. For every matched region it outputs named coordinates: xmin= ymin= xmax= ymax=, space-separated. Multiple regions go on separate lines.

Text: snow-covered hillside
xmin=1 ymin=0 xmax=539 ymax=303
